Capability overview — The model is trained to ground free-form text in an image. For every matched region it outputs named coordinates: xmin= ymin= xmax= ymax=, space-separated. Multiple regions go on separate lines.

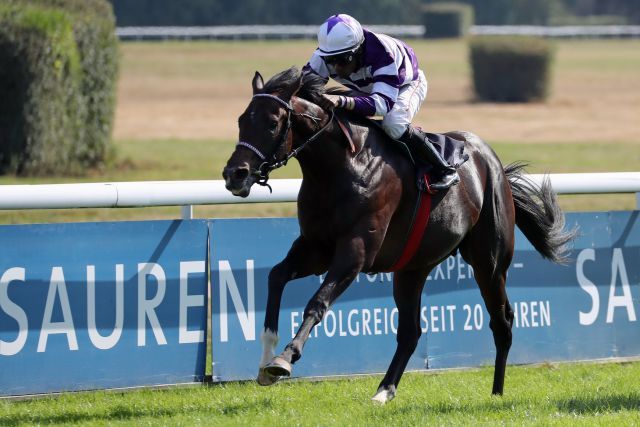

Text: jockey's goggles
xmin=323 ymin=51 xmax=356 ymax=66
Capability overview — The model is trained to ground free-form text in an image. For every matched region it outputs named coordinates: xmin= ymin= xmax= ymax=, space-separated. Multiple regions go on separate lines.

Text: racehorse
xmin=222 ymin=67 xmax=575 ymax=404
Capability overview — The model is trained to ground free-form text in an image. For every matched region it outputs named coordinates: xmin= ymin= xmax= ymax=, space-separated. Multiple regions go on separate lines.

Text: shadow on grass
xmin=381 ymin=392 xmax=640 ymax=418
xmin=383 ymin=397 xmax=516 ymax=417
xmin=0 ymin=397 xmax=275 ymax=426
xmin=555 ymin=393 xmax=640 ymax=414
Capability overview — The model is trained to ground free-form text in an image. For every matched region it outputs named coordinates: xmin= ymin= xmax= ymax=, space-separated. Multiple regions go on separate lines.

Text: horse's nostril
xmin=233 ymin=167 xmax=250 ymax=181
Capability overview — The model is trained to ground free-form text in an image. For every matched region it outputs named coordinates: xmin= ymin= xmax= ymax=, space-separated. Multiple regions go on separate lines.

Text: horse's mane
xmin=263 ymin=67 xmax=372 ymax=130
xmin=263 ymin=66 xmax=350 ymax=106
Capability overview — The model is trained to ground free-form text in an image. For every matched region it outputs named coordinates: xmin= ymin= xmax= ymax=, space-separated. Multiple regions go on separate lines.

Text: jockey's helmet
xmin=317 ymin=14 xmax=364 ymax=57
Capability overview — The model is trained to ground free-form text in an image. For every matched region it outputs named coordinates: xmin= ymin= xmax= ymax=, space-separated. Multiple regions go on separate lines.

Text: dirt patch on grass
xmin=113 ymin=40 xmax=640 ymax=144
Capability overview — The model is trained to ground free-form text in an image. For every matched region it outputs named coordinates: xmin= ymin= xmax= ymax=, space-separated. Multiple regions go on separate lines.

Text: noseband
xmin=236 ymin=93 xmax=334 ymax=192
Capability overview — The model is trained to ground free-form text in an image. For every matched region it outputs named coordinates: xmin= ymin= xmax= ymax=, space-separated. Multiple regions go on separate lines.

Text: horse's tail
xmin=504 ymin=162 xmax=577 ymax=264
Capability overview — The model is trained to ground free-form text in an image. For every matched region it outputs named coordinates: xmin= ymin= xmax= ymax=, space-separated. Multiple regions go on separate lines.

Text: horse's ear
xmin=252 ymin=71 xmax=264 ymax=94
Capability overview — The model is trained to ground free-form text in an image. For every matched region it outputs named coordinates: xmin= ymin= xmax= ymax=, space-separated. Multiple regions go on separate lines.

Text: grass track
xmin=2 ymin=361 xmax=640 ymax=425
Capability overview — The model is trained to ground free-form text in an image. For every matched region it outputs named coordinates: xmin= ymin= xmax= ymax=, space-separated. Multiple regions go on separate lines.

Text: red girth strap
xmin=386 ymin=174 xmax=433 ymax=272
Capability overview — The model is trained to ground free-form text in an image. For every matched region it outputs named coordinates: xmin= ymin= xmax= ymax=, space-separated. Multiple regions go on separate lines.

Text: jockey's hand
xmin=319 ymin=94 xmax=355 ymax=111
xmin=318 ymin=94 xmax=341 ymax=111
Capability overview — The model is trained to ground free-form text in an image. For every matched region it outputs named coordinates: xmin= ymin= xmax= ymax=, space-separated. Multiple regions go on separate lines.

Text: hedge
xmin=469 ymin=36 xmax=554 ymax=102
xmin=0 ymin=0 xmax=118 ymax=176
xmin=423 ymin=3 xmax=474 ymax=39
xmin=0 ymin=4 xmax=83 ymax=174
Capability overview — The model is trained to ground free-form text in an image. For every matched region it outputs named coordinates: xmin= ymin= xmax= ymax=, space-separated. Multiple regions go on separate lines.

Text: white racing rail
xmin=116 ymin=25 xmax=640 ymax=40
xmin=0 ymin=173 xmax=639 ymax=219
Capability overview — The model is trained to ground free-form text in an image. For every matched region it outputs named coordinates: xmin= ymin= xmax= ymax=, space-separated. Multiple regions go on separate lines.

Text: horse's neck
xmin=291 ymin=101 xmax=351 ymax=180
xmin=296 ymin=131 xmax=348 ymax=182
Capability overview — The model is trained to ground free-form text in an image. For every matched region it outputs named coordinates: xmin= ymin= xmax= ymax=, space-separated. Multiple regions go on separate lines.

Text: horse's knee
xmin=303 ymin=298 xmax=328 ymax=324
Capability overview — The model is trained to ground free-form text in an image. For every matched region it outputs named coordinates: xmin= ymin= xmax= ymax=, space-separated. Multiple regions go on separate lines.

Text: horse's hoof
xmin=263 ymin=356 xmax=292 ymax=378
xmin=257 ymin=367 xmax=280 ymax=386
xmin=371 ymin=387 xmax=395 ymax=405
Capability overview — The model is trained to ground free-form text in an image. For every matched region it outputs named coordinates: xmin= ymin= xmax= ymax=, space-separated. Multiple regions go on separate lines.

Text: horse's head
xmin=223 ymin=70 xmax=304 ymax=197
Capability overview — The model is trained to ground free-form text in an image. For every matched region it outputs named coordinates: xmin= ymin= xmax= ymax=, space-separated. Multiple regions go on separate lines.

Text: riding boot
xmin=398 ymin=125 xmax=460 ymax=191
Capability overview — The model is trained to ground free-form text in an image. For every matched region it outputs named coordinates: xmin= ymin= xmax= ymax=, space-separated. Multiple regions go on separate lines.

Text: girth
xmin=384 ymin=172 xmax=434 ymax=272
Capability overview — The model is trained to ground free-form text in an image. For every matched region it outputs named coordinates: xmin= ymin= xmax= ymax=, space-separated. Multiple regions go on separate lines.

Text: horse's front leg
xmin=258 ymin=236 xmax=329 ymax=386
xmin=264 ymin=233 xmax=375 ymax=378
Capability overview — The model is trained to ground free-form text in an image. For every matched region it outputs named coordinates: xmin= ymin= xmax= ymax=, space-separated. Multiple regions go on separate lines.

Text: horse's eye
xmin=268 ymin=122 xmax=278 ymax=133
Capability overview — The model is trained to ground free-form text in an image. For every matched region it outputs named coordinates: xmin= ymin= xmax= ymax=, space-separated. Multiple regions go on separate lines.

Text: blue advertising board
xmin=0 ymin=220 xmax=209 ymax=396
xmin=209 ymin=212 xmax=640 ymax=381
xmin=1 ymin=211 xmax=637 ymax=396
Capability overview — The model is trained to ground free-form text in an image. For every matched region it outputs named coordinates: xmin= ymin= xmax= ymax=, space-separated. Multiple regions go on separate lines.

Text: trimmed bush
xmin=0 ymin=0 xmax=118 ymax=176
xmin=423 ymin=3 xmax=474 ymax=39
xmin=469 ymin=36 xmax=554 ymax=102
xmin=30 ymin=0 xmax=120 ymax=167
xmin=0 ymin=4 xmax=84 ymax=175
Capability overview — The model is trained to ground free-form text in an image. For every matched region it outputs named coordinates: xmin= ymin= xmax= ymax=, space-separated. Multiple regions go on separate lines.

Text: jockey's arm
xmin=327 ymin=91 xmax=393 ymax=117
xmin=303 ymin=55 xmax=397 ymax=117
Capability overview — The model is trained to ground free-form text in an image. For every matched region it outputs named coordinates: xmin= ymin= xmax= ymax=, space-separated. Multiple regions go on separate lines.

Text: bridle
xmin=236 ymin=93 xmax=334 ymax=192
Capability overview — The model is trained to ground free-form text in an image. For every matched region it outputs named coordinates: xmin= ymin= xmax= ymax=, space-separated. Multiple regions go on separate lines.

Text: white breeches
xmin=381 ymin=69 xmax=428 ymax=140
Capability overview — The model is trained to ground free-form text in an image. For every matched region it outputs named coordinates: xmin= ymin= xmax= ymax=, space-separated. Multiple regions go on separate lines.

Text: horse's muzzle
xmin=222 ymin=164 xmax=254 ymax=197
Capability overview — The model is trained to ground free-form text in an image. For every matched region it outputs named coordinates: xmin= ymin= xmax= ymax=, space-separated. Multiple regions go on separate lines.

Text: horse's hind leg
xmin=491 ymin=297 xmax=514 ymax=394
xmin=373 ymin=269 xmax=428 ymax=404
xmin=466 ymin=251 xmax=514 ymax=395
xmin=460 ymin=220 xmax=515 ymax=395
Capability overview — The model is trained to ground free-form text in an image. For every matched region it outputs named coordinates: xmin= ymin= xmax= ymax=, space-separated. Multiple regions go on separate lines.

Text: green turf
xmin=2 ymin=361 xmax=639 ymax=425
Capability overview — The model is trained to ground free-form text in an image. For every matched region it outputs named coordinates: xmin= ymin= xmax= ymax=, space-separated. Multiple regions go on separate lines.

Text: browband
xmin=252 ymin=93 xmax=292 ymax=110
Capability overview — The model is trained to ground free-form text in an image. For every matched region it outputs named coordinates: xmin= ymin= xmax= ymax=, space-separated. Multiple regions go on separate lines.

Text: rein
xmin=236 ymin=93 xmax=334 ymax=192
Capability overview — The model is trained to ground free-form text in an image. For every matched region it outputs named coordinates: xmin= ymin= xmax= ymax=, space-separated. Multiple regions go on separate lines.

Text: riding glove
xmin=321 ymin=94 xmax=355 ymax=111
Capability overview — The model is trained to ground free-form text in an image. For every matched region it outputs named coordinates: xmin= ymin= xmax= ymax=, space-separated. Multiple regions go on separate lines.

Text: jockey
xmin=303 ymin=14 xmax=459 ymax=190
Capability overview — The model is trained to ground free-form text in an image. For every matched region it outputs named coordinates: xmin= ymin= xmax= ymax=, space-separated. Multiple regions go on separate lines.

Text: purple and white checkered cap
xmin=317 ymin=14 xmax=364 ymax=56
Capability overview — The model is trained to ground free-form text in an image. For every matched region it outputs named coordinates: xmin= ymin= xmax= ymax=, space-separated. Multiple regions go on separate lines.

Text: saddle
xmin=334 ymin=111 xmax=466 ymax=271
xmin=334 ymin=112 xmax=468 ymax=193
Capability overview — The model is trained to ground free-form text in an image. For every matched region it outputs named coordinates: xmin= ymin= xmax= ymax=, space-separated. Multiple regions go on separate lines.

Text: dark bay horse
xmin=222 ymin=67 xmax=575 ymax=404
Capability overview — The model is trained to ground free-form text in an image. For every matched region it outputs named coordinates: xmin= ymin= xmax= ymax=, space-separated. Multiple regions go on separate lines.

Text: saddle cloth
xmin=335 ymin=113 xmax=468 ymax=192
xmin=421 ymin=131 xmax=468 ymax=169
